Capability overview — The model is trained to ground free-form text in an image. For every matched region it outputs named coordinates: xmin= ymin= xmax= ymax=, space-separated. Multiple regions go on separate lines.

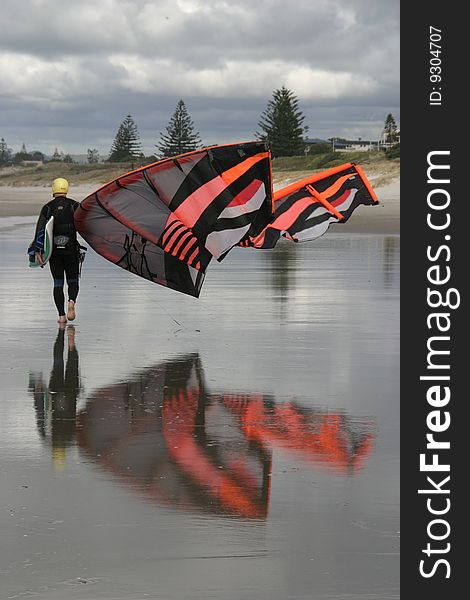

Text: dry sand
xmin=0 ymin=184 xmax=96 ymax=218
xmin=0 ymin=177 xmax=399 ymax=234
xmin=332 ymin=177 xmax=399 ymax=234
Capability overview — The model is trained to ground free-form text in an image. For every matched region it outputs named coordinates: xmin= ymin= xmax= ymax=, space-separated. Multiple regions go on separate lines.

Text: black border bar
xmin=401 ymin=3 xmax=464 ymax=598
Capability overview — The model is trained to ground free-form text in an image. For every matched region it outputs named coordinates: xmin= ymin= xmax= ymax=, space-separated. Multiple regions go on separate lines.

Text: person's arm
xmin=72 ymin=199 xmax=81 ymax=217
xmin=72 ymin=200 xmax=85 ymax=246
xmin=33 ymin=205 xmax=49 ymax=264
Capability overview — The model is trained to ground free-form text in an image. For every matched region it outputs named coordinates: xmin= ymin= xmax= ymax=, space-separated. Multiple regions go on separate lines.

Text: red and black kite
xmin=75 ymin=143 xmax=378 ymax=297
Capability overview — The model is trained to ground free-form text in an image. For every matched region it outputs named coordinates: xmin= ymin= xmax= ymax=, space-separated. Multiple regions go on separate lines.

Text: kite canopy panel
xmin=75 ymin=141 xmax=272 ymax=297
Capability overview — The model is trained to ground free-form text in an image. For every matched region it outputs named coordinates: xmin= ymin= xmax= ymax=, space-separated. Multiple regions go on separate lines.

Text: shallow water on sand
xmin=0 ymin=226 xmax=399 ymax=599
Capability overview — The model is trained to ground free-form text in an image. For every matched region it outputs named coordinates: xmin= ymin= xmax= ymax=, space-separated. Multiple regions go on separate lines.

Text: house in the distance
xmin=329 ymin=138 xmax=381 ymax=152
xmin=329 ymin=129 xmax=400 ymax=153
xmin=305 ymin=131 xmax=400 ymax=154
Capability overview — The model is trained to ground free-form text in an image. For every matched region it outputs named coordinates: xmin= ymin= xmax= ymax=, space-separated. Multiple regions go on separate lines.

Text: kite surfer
xmin=31 ymin=178 xmax=83 ymax=325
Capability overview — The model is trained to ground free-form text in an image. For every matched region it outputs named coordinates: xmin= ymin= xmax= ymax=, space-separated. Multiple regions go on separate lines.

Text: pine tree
xmin=50 ymin=147 xmax=62 ymax=162
xmin=383 ymin=113 xmax=399 ymax=144
xmin=257 ymin=86 xmax=308 ymax=157
xmin=14 ymin=142 xmax=33 ymax=164
xmin=0 ymin=138 xmax=12 ymax=165
xmin=157 ymin=100 xmax=202 ymax=158
xmin=87 ymin=148 xmax=100 ymax=164
xmin=108 ymin=114 xmax=143 ymax=162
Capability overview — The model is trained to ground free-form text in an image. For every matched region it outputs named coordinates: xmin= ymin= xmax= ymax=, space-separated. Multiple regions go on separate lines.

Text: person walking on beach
xmin=32 ymin=178 xmax=82 ymax=325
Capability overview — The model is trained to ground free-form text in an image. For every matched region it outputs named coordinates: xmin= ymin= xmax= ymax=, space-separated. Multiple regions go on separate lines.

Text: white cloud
xmin=1 ymin=52 xmax=379 ymax=102
xmin=0 ymin=0 xmax=399 ymax=153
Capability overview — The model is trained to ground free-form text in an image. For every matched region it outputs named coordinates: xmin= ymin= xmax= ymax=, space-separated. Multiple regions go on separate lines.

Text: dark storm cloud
xmin=0 ymin=0 xmax=399 ymax=155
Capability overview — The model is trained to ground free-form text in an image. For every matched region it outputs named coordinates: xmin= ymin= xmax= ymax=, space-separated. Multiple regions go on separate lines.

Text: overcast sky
xmin=0 ymin=0 xmax=399 ymax=157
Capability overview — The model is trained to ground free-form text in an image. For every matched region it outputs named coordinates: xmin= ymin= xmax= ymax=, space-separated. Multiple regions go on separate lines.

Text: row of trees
xmin=107 ymin=89 xmax=307 ymax=162
xmin=1 ymin=89 xmax=400 ymax=166
xmin=107 ymin=101 xmax=203 ymax=163
xmin=0 ymin=141 xmax=44 ymax=166
xmin=0 ymin=141 xmax=77 ymax=165
xmin=1 ymin=100 xmax=205 ymax=166
xmin=107 ymin=90 xmax=398 ymax=162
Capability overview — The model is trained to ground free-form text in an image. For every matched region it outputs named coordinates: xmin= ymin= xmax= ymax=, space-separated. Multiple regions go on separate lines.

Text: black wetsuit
xmin=34 ymin=196 xmax=81 ymax=316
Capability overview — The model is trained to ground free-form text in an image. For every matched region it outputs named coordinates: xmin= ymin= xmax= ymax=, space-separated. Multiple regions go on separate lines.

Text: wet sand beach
xmin=0 ymin=203 xmax=399 ymax=598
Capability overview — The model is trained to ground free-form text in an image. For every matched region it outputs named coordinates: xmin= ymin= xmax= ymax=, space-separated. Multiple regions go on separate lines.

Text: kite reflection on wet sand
xmin=75 ymin=141 xmax=378 ymax=297
xmin=30 ymin=346 xmax=375 ymax=519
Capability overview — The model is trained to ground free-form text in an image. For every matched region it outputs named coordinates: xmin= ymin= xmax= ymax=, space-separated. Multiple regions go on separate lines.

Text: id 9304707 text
xmin=429 ymin=26 xmax=443 ymax=106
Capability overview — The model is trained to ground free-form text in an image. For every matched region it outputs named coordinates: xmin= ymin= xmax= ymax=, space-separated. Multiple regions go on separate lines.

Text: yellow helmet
xmin=52 ymin=177 xmax=69 ymax=195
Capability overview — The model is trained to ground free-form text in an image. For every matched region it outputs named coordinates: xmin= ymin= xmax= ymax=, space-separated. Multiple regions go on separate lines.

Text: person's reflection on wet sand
xmin=29 ymin=326 xmax=80 ymax=469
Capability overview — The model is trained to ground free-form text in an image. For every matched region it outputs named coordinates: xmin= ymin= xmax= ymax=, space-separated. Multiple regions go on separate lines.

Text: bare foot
xmin=58 ymin=315 xmax=67 ymax=329
xmin=67 ymin=300 xmax=76 ymax=321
